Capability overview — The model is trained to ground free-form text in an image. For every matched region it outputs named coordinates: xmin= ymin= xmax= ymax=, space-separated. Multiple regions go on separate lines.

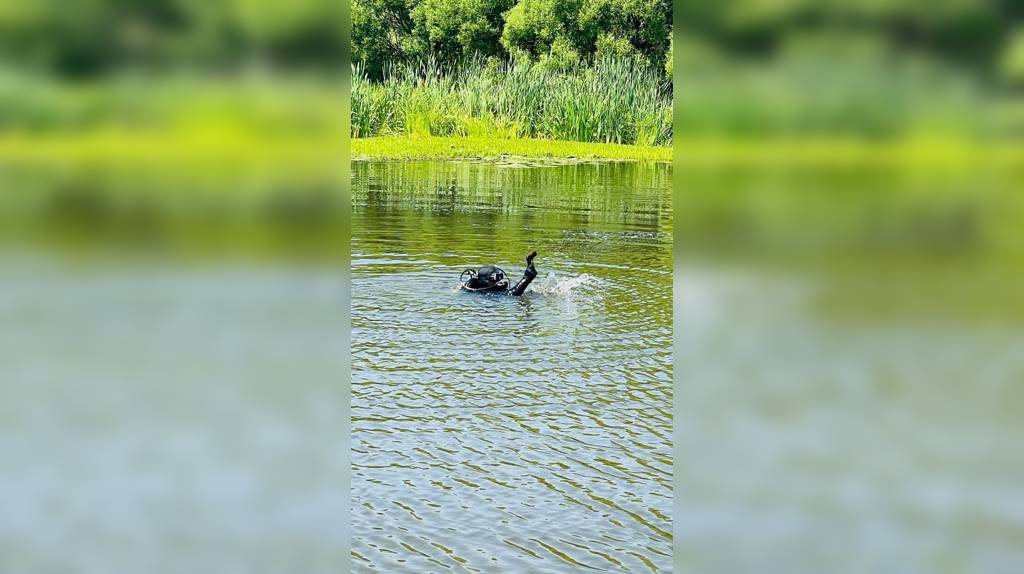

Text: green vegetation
xmin=0 ymin=76 xmax=345 ymax=258
xmin=0 ymin=73 xmax=342 ymax=167
xmin=0 ymin=74 xmax=344 ymax=239
xmin=678 ymin=1 xmax=1018 ymax=80
xmin=0 ymin=0 xmax=344 ymax=76
xmin=677 ymin=36 xmax=1024 ymax=140
xmin=0 ymin=0 xmax=344 ymax=172
xmin=0 ymin=71 xmax=342 ymax=127
xmin=352 ymin=0 xmax=671 ymax=79
xmin=0 ymin=1 xmax=349 ymax=256
xmin=353 ymin=135 xmax=671 ymax=162
xmin=351 ymin=0 xmax=672 ymax=153
xmin=676 ymin=1 xmax=1024 ymax=140
xmin=352 ymin=56 xmax=671 ymax=146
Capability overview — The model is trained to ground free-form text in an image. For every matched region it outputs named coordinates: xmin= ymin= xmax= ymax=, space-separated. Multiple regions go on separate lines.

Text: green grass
xmin=352 ymin=56 xmax=672 ymax=147
xmin=0 ymin=73 xmax=343 ymax=177
xmin=352 ymin=135 xmax=672 ymax=162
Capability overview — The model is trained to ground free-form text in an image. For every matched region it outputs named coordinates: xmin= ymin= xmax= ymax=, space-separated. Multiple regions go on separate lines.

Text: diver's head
xmin=460 ymin=264 xmax=509 ymax=292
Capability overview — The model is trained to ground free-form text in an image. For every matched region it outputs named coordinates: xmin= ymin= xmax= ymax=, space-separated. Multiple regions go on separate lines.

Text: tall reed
xmin=351 ymin=56 xmax=672 ymax=146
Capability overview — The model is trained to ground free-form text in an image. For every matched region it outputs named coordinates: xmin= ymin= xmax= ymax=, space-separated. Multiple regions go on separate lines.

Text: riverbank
xmin=351 ymin=135 xmax=1024 ymax=168
xmin=351 ymin=136 xmax=672 ymax=162
xmin=4 ymin=132 xmax=1018 ymax=169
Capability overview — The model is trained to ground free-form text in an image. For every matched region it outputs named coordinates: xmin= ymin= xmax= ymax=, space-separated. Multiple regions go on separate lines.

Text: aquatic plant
xmin=351 ymin=56 xmax=673 ymax=146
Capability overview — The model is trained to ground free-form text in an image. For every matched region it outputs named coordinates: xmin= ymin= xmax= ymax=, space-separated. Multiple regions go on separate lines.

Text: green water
xmin=0 ymin=164 xmax=348 ymax=573
xmin=676 ymin=161 xmax=1024 ymax=573
xmin=351 ymin=160 xmax=673 ymax=572
xmin=2 ymin=153 xmax=1021 ymax=574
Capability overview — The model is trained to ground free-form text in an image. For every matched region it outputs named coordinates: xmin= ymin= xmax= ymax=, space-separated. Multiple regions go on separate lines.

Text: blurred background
xmin=0 ymin=1 xmax=349 ymax=573
xmin=675 ymin=1 xmax=1024 ymax=573
xmin=5 ymin=0 xmax=1023 ymax=571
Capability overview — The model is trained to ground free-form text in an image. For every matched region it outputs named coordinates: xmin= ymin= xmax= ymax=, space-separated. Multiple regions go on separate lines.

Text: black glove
xmin=526 ymin=251 xmax=537 ymax=265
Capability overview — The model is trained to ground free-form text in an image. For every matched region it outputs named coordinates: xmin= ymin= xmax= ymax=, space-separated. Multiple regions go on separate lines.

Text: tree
xmin=501 ymin=0 xmax=670 ymax=68
xmin=348 ymin=0 xmax=675 ymax=77
xmin=351 ymin=0 xmax=419 ymax=78
xmin=501 ymin=0 xmax=583 ymax=58
xmin=411 ymin=0 xmax=512 ymax=63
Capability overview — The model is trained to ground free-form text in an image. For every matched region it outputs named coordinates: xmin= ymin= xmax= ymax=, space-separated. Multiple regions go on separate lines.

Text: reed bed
xmin=351 ymin=57 xmax=672 ymax=147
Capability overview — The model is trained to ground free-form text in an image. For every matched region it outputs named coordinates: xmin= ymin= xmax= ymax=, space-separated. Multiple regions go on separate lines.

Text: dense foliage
xmin=679 ymin=0 xmax=1023 ymax=84
xmin=352 ymin=0 xmax=672 ymax=79
xmin=672 ymin=1 xmax=1024 ymax=138
xmin=0 ymin=0 xmax=345 ymax=75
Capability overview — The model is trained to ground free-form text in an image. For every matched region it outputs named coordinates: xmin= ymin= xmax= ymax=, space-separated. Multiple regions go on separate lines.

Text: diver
xmin=459 ymin=251 xmax=538 ymax=296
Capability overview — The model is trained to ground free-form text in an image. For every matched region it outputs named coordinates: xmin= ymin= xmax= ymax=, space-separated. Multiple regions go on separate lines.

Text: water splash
xmin=530 ymin=272 xmax=593 ymax=296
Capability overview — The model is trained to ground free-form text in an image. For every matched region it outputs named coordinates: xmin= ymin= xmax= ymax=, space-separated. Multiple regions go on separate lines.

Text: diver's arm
xmin=510 ymin=251 xmax=538 ymax=296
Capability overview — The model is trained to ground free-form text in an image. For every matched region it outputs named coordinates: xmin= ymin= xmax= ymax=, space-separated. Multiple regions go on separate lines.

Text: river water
xmin=351 ymin=160 xmax=674 ymax=572
xmin=5 ymin=154 xmax=1019 ymax=573
xmin=0 ymin=167 xmax=349 ymax=573
xmin=676 ymin=162 xmax=1024 ymax=573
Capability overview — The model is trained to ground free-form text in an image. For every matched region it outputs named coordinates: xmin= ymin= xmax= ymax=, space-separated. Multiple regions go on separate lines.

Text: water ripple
xmin=353 ymin=161 xmax=672 ymax=572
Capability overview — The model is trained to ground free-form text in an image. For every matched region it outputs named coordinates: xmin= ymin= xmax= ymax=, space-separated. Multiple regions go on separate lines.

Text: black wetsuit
xmin=509 ymin=260 xmax=537 ymax=296
xmin=461 ymin=252 xmax=538 ymax=296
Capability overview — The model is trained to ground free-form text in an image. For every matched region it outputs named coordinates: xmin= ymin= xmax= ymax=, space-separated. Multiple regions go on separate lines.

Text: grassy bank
xmin=352 ymin=57 xmax=672 ymax=147
xmin=351 ymin=134 xmax=1024 ymax=166
xmin=0 ymin=74 xmax=342 ymax=172
xmin=352 ymin=135 xmax=672 ymax=162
